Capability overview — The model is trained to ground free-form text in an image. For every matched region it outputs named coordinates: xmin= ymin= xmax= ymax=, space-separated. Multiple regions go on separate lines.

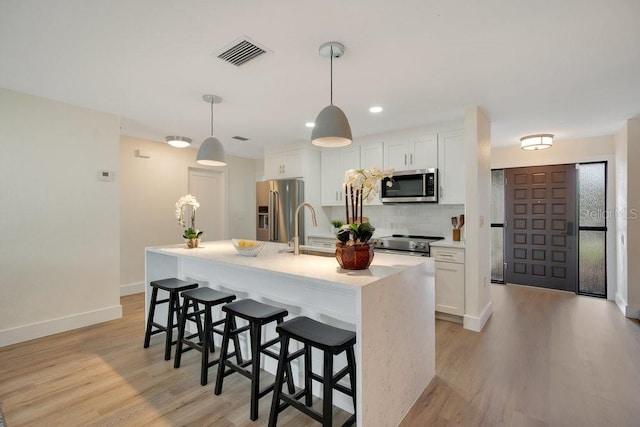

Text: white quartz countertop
xmin=147 ymin=240 xmax=432 ymax=289
xmin=430 ymin=239 xmax=466 ymax=249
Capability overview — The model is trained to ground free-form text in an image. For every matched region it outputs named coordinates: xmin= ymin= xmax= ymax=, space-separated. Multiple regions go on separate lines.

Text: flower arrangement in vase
xmin=335 ymin=168 xmax=393 ymax=269
xmin=175 ymin=194 xmax=203 ymax=248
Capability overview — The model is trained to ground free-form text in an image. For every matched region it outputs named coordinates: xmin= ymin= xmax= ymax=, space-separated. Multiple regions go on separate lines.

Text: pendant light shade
xmin=311 ymin=105 xmax=352 ymax=147
xmin=311 ymin=41 xmax=352 ymax=147
xmin=196 ymin=136 xmax=227 ymax=166
xmin=520 ymin=134 xmax=553 ymax=150
xmin=196 ymin=94 xmax=227 ymax=166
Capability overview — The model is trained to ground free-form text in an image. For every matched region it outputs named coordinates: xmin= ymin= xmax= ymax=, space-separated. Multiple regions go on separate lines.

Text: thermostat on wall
xmin=98 ymin=170 xmax=113 ymax=181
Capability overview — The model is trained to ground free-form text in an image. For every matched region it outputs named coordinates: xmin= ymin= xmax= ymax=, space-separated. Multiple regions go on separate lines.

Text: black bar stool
xmin=214 ymin=299 xmax=295 ymax=421
xmin=174 ymin=287 xmax=238 ymax=386
xmin=268 ymin=316 xmax=357 ymax=427
xmin=143 ymin=278 xmax=198 ymax=360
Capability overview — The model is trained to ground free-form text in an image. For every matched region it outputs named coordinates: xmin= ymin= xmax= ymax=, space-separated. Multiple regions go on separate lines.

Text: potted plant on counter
xmin=335 ymin=167 xmax=393 ymax=269
xmin=175 ymin=194 xmax=204 ymax=248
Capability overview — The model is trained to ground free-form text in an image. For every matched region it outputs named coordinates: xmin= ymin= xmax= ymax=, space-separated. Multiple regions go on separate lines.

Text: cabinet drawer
xmin=431 ymin=247 xmax=464 ymax=263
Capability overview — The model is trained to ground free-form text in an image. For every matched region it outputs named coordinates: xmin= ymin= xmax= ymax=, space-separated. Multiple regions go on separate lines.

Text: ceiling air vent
xmin=215 ymin=36 xmax=268 ymax=67
xmin=232 ymin=136 xmax=249 ymax=141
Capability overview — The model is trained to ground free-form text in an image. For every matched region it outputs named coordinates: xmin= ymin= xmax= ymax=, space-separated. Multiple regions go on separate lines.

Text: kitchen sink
xmin=278 ymin=248 xmax=335 ymax=257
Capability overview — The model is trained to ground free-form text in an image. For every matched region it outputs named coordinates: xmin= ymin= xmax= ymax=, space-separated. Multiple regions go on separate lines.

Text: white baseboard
xmin=616 ymin=293 xmax=640 ymax=318
xmin=0 ymin=305 xmax=122 ymax=348
xmin=463 ymin=300 xmax=493 ymax=332
xmin=120 ymin=281 xmax=145 ymax=296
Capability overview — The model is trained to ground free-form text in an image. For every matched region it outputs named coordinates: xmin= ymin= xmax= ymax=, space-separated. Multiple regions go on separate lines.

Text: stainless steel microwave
xmin=381 ymin=168 xmax=438 ymax=203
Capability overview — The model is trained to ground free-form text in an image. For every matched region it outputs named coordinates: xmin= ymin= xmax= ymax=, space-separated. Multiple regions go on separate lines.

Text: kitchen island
xmin=145 ymin=240 xmax=435 ymax=426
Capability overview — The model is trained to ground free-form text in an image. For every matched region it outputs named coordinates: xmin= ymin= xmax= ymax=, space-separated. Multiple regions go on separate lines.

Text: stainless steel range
xmin=371 ymin=235 xmax=444 ymax=257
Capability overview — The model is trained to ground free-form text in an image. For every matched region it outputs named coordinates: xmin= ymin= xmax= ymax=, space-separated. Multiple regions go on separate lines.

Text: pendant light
xmin=196 ymin=94 xmax=227 ymax=166
xmin=520 ymin=134 xmax=553 ymax=150
xmin=311 ymin=41 xmax=352 ymax=147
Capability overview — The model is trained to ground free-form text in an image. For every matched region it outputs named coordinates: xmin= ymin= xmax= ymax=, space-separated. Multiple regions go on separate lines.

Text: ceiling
xmin=1 ymin=0 xmax=639 ymax=159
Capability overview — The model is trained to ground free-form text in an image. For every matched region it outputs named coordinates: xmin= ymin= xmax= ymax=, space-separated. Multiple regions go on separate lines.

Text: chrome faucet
xmin=294 ymin=202 xmax=317 ymax=255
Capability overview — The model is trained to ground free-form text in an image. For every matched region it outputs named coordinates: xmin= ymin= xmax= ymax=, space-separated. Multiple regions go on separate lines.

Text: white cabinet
xmin=320 ymin=145 xmax=360 ymax=206
xmin=384 ymin=134 xmax=437 ymax=171
xmin=438 ymin=130 xmax=465 ymax=205
xmin=265 ymin=149 xmax=303 ymax=179
xmin=359 ymin=141 xmax=384 ymax=205
xmin=432 ymin=247 xmax=465 ymax=316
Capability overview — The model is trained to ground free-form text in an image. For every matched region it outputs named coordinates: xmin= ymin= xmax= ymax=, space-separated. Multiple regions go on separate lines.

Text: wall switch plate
xmin=98 ymin=170 xmax=113 ymax=181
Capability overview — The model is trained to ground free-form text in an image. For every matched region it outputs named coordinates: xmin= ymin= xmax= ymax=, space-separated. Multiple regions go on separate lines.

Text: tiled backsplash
xmin=326 ymin=204 xmax=465 ymax=241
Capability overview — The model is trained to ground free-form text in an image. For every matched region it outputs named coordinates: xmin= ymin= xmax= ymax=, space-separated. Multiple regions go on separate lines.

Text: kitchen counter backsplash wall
xmin=326 ymin=204 xmax=465 ymax=240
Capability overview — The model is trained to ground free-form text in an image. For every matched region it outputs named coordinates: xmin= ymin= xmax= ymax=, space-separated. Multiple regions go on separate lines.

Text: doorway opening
xmin=188 ymin=168 xmax=226 ymax=241
xmin=491 ymin=162 xmax=607 ymax=297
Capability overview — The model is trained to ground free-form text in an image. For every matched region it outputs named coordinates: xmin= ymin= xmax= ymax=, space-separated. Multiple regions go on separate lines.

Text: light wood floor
xmin=1 ymin=285 xmax=639 ymax=426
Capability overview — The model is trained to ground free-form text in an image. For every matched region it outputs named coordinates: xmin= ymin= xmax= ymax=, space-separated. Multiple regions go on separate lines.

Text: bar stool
xmin=143 ymin=278 xmax=198 ymax=360
xmin=173 ymin=287 xmax=238 ymax=386
xmin=268 ymin=316 xmax=357 ymax=427
xmin=214 ymin=299 xmax=295 ymax=421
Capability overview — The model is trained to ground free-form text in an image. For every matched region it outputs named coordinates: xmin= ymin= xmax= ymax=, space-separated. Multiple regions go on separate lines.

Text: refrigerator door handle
xmin=270 ymin=190 xmax=279 ymax=241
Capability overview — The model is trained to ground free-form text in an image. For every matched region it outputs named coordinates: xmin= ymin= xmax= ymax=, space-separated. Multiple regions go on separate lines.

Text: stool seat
xmin=222 ymin=299 xmax=288 ymax=324
xmin=181 ymin=287 xmax=235 ymax=305
xmin=144 ymin=278 xmax=199 ymax=361
xmin=151 ymin=278 xmax=198 ymax=292
xmin=277 ymin=316 xmax=356 ymax=354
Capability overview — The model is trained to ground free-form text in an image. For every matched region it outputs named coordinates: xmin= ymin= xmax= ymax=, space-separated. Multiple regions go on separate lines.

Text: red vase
xmin=335 ymin=244 xmax=374 ymax=270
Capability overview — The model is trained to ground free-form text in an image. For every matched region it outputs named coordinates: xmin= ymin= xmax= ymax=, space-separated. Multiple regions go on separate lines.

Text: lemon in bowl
xmin=232 ymin=239 xmax=265 ymax=257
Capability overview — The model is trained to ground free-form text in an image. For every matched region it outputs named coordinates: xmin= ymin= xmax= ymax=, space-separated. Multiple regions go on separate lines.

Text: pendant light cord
xmin=330 ymin=45 xmax=333 ymax=105
xmin=210 ymin=100 xmax=214 ymax=136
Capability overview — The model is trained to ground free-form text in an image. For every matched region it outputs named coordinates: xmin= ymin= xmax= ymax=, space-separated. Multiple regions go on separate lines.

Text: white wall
xmin=463 ymin=106 xmax=492 ymax=331
xmin=492 ymin=135 xmax=618 ymax=300
xmin=615 ymin=118 xmax=640 ymax=318
xmin=0 ymin=88 xmax=121 ymax=347
xmin=120 ymin=137 xmax=257 ymax=295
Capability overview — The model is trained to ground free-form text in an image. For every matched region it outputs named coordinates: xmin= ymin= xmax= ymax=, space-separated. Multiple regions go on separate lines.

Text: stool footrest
xmin=279 ymin=393 xmax=324 ymax=424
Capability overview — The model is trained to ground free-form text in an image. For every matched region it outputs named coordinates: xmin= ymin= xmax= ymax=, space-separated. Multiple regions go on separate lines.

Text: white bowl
xmin=232 ymin=239 xmax=265 ymax=257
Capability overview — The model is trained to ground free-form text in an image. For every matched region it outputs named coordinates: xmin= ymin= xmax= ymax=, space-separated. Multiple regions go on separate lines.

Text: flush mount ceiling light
xmin=305 ymin=122 xmax=315 ymax=128
xmin=196 ymin=94 xmax=227 ymax=166
xmin=311 ymin=41 xmax=352 ymax=147
xmin=369 ymin=106 xmax=383 ymax=113
xmin=520 ymin=134 xmax=554 ymax=150
xmin=165 ymin=135 xmax=192 ymax=148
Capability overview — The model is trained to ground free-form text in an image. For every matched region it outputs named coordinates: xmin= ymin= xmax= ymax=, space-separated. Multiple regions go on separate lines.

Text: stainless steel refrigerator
xmin=256 ymin=179 xmax=304 ymax=243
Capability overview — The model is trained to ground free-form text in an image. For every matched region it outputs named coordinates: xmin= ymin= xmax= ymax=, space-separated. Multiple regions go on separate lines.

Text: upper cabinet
xmin=320 ymin=145 xmax=360 ymax=206
xmin=437 ymin=129 xmax=465 ymax=205
xmin=264 ymin=149 xmax=304 ymax=179
xmin=384 ymin=134 xmax=437 ymax=171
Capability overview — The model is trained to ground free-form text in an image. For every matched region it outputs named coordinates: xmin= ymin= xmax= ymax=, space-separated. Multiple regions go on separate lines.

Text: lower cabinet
xmin=432 ymin=247 xmax=465 ymax=316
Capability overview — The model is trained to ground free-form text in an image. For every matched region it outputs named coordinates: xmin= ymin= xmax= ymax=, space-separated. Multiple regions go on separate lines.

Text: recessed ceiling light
xmin=369 ymin=106 xmax=383 ymax=113
xmin=305 ymin=122 xmax=315 ymax=128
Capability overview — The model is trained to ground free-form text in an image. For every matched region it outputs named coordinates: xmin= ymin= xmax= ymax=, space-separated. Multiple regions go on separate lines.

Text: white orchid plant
xmin=175 ymin=194 xmax=203 ymax=240
xmin=337 ymin=167 xmax=393 ymax=245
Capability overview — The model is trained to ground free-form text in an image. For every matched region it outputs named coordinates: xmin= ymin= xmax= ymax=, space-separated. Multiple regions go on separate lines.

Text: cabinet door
xmin=360 ymin=142 xmax=384 ymax=205
xmin=438 ymin=130 xmax=465 ymax=204
xmin=321 ymin=149 xmax=343 ymax=206
xmin=384 ymin=140 xmax=409 ymax=170
xmin=281 ymin=150 xmax=303 ymax=178
xmin=435 ymin=260 xmax=465 ymax=316
xmin=411 ymin=134 xmax=438 ymax=169
xmin=264 ymin=152 xmax=282 ymax=179
xmin=320 ymin=146 xmax=360 ymax=206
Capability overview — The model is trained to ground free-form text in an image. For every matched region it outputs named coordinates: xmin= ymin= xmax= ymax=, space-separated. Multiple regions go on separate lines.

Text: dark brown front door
xmin=505 ymin=164 xmax=577 ymax=291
